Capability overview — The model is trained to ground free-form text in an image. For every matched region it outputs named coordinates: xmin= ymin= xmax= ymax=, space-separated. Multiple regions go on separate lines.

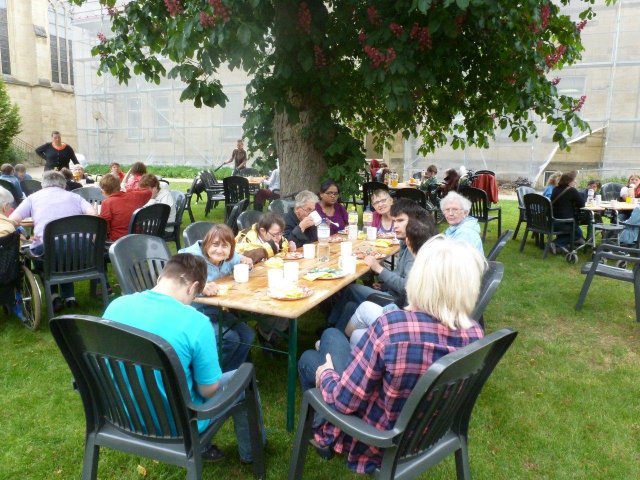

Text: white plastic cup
xmin=366 ymin=226 xmax=377 ymax=241
xmin=340 ymin=241 xmax=352 ymax=257
xmin=283 ymin=262 xmax=299 ymax=284
xmin=267 ymin=268 xmax=284 ymax=289
xmin=309 ymin=210 xmax=322 ymax=226
xmin=303 ymin=243 xmax=315 ymax=259
xmin=347 ymin=224 xmax=358 ymax=241
xmin=595 ymin=194 xmax=602 ymax=206
xmin=233 ymin=263 xmax=249 ymax=283
xmin=338 ymin=255 xmax=357 ymax=275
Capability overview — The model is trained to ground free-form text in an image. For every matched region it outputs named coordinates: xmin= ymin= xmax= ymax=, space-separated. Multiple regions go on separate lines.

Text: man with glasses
xmin=284 ymin=190 xmax=320 ymax=246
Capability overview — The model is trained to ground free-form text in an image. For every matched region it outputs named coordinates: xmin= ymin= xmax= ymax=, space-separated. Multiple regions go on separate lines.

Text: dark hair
xmin=427 ymin=164 xmax=438 ymax=174
xmin=405 ymin=218 xmax=438 ymax=254
xmin=51 ymin=130 xmax=60 ymax=136
xmin=0 ymin=163 xmax=14 ymax=175
xmin=130 ymin=162 xmax=147 ymax=175
xmin=99 ymin=173 xmax=122 ymax=195
xmin=138 ymin=173 xmax=160 ymax=190
xmin=60 ymin=167 xmax=73 ymax=180
xmin=110 ymin=162 xmax=121 ymax=168
xmin=201 ymin=224 xmax=236 ymax=260
xmin=390 ymin=198 xmax=430 ymax=224
xmin=586 ymin=179 xmax=601 ymax=189
xmin=159 ymin=254 xmax=207 ymax=294
xmin=14 ymin=164 xmax=26 ymax=174
xmin=257 ymin=212 xmax=285 ymax=233
xmin=319 ymin=179 xmax=339 ymax=194
xmin=558 ymin=170 xmax=578 ymax=188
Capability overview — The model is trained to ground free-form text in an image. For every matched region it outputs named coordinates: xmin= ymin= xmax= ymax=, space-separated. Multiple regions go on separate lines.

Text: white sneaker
xmin=549 ymin=242 xmax=557 ymax=255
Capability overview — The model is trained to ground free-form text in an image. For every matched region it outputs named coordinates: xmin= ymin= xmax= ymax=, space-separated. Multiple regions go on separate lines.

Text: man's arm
xmin=197 ymin=381 xmax=220 ymax=398
xmin=376 ymin=247 xmax=415 ymax=296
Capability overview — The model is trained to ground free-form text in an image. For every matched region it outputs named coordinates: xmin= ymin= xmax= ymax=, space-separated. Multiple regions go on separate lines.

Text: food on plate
xmin=268 ymin=286 xmax=313 ymax=300
xmin=303 ymin=268 xmax=345 ymax=281
xmin=279 ymin=252 xmax=304 ymax=260
xmin=264 ymin=257 xmax=284 ymax=268
xmin=373 ymin=239 xmax=393 ymax=248
xmin=355 ymin=246 xmax=385 ymax=259
xmin=328 ymin=235 xmax=345 ymax=243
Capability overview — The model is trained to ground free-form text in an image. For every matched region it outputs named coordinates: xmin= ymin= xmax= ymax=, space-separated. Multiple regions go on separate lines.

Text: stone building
xmin=1 ymin=0 xmax=77 ymax=161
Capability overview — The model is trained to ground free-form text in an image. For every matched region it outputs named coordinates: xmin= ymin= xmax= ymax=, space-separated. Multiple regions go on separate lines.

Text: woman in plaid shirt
xmin=298 ymin=237 xmax=485 ymax=474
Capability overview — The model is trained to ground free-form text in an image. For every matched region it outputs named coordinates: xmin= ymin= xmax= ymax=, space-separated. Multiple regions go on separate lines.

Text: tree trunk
xmin=273 ymin=107 xmax=327 ymax=197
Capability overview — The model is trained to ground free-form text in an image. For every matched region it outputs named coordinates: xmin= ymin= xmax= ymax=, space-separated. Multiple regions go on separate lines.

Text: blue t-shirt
xmin=103 ymin=290 xmax=222 ymax=432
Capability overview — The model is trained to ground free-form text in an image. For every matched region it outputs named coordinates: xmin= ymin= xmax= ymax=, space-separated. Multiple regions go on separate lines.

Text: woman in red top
xmin=99 ymin=174 xmax=152 ymax=241
xmin=123 ymin=162 xmax=147 ymax=191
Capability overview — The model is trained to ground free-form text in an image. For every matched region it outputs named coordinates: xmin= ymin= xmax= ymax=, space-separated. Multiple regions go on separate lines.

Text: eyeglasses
xmin=267 ymin=230 xmax=283 ymax=238
xmin=443 ymin=208 xmax=462 ymax=214
xmin=372 ymin=198 xmax=389 ymax=207
xmin=323 ymin=191 xmax=339 ymax=196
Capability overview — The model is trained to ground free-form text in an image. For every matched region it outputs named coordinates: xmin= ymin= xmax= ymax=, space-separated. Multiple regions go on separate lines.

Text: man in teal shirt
xmin=103 ymin=253 xmax=263 ymax=463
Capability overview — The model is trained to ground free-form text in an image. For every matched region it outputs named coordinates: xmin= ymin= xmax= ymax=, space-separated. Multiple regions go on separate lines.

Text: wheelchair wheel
xmin=565 ymin=252 xmax=578 ymax=264
xmin=17 ymin=265 xmax=42 ymax=331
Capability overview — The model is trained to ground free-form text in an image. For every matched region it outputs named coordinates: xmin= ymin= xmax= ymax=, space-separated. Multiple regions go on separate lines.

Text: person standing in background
xmin=35 ymin=131 xmax=78 ymax=172
xmin=225 ymin=139 xmax=248 ymax=174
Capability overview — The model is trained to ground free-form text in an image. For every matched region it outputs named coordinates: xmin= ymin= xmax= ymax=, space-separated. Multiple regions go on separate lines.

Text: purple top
xmin=12 ymin=187 xmax=93 ymax=249
xmin=372 ymin=211 xmax=394 ymax=233
xmin=315 ymin=201 xmax=349 ymax=235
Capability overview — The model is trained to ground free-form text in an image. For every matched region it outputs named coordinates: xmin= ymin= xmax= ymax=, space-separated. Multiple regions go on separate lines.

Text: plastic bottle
xmin=317 ymin=218 xmax=330 ymax=262
xmin=348 ymin=207 xmax=358 ymax=229
xmin=362 ymin=206 xmax=373 ymax=228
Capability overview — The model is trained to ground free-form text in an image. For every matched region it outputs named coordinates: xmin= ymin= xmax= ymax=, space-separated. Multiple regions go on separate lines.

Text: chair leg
xmin=497 ymin=212 xmax=502 ymax=237
xmin=44 ymin=281 xmax=53 ymax=320
xmin=634 ymin=275 xmax=640 ymax=322
xmin=513 ymin=218 xmax=522 ymax=240
xmin=100 ymin=275 xmax=110 ymax=309
xmin=185 ymin=454 xmax=202 ymax=480
xmin=454 ymin=440 xmax=472 ymax=480
xmin=174 ymin=231 xmax=181 ymax=250
xmin=287 ymin=397 xmax=315 ymax=480
xmin=81 ymin=436 xmax=99 ymax=480
xmin=247 ymin=380 xmax=266 ymax=479
xmin=575 ymin=270 xmax=596 ymax=311
xmin=482 ymin=221 xmax=488 ymax=241
xmin=519 ymin=229 xmax=529 ymax=252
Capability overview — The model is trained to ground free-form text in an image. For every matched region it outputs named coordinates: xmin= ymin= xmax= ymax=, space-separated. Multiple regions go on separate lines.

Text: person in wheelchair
xmin=0 ymin=186 xmax=14 ymax=237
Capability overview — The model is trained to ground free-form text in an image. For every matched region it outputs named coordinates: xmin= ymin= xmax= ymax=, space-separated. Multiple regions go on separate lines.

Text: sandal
xmin=201 ymin=444 xmax=225 ymax=463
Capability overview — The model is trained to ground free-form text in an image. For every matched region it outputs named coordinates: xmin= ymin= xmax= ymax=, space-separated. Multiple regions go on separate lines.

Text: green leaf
xmin=237 ymin=24 xmax=251 ymax=46
xmin=456 ymin=0 xmax=470 ymax=9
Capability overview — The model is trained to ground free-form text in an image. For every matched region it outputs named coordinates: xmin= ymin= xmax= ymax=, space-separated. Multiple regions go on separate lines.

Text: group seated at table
xmin=298 ymin=237 xmax=485 ymax=474
xmin=102 ymin=252 xmax=266 ymax=464
xmin=99 ymin=173 xmax=152 ymax=242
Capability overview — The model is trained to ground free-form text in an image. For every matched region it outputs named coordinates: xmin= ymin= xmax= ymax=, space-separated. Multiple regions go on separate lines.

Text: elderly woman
xmin=550 ymin=170 xmax=585 ymax=252
xmin=370 ymin=189 xmax=394 ymax=234
xmin=298 ymin=237 xmax=485 ymax=474
xmin=236 ymin=212 xmax=291 ymax=262
xmin=441 ymin=191 xmax=483 ymax=254
xmin=543 ymin=171 xmax=563 ymax=199
xmin=0 ymin=186 xmax=15 ymax=237
xmin=316 ymin=179 xmax=349 ymax=235
xmin=71 ymin=164 xmax=94 ymax=185
xmin=284 ymin=190 xmax=320 ymax=245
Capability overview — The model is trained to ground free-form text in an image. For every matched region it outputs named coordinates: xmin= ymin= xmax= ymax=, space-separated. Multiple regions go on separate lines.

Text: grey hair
xmin=440 ymin=191 xmax=471 ymax=214
xmin=0 ymin=186 xmax=13 ymax=209
xmin=294 ymin=190 xmax=319 ymax=208
xmin=42 ymin=170 xmax=67 ymax=189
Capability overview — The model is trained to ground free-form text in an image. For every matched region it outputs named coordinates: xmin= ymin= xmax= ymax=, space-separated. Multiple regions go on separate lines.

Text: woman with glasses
xmin=316 ymin=179 xmax=349 ymax=235
xmin=441 ymin=191 xmax=483 ymax=254
xmin=370 ymin=189 xmax=394 ymax=235
xmin=235 ymin=212 xmax=291 ymax=263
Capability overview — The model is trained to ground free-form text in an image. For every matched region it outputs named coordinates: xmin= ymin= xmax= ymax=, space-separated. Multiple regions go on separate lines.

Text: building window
xmin=0 ymin=0 xmax=10 ymax=74
xmin=127 ymin=96 xmax=143 ymax=140
xmin=153 ymin=95 xmax=171 ymax=139
xmin=48 ymin=1 xmax=74 ymax=85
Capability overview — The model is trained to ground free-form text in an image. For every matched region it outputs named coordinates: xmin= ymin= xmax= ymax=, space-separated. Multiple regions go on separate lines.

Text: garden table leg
xmin=287 ymin=318 xmax=298 ymax=432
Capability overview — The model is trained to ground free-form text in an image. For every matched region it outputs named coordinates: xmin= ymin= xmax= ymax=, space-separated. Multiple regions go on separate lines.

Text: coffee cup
xmin=283 ymin=262 xmax=299 ymax=284
xmin=233 ymin=263 xmax=249 ymax=283
xmin=309 ymin=210 xmax=322 ymax=226
xmin=366 ymin=226 xmax=377 ymax=241
xmin=338 ymin=255 xmax=357 ymax=274
xmin=267 ymin=268 xmax=284 ymax=289
xmin=303 ymin=243 xmax=315 ymax=259
xmin=340 ymin=241 xmax=352 ymax=257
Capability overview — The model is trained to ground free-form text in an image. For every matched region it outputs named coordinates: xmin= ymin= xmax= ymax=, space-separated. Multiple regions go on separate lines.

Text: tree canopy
xmin=0 ymin=79 xmax=22 ymax=159
xmin=74 ymin=0 xmax=612 ymax=194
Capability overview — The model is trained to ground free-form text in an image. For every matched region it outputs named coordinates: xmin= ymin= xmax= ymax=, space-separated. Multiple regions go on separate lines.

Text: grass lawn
xmin=1 ymin=193 xmax=639 ymax=479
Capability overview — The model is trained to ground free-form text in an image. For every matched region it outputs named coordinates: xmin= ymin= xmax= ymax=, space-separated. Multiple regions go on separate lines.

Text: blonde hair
xmin=406 ymin=236 xmax=486 ymax=330
xmin=546 ymin=171 xmax=563 ymax=187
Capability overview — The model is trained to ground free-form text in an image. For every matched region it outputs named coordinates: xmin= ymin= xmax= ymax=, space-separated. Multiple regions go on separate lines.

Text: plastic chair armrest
xmin=304 ymin=389 xmax=397 ymax=448
xmin=191 ymin=363 xmax=254 ymax=420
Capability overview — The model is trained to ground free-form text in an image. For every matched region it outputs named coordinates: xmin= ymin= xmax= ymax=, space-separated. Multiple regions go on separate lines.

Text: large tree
xmin=0 ymin=79 xmax=22 ymax=159
xmin=74 ymin=0 xmax=609 ymax=195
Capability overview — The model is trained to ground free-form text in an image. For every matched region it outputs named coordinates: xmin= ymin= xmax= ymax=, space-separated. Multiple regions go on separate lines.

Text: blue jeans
xmin=326 ymin=283 xmax=376 ymax=330
xmin=298 ymin=328 xmax=352 ymax=393
xmin=196 ymin=304 xmax=255 ymax=373
xmin=208 ymin=370 xmax=266 ymax=462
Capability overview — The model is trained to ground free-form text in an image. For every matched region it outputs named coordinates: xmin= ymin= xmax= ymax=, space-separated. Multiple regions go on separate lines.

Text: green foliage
xmin=71 ymin=0 xmax=614 ymax=192
xmin=0 ymin=78 xmax=22 ymax=158
xmin=83 ymin=164 xmax=234 ymax=179
xmin=3 ymin=145 xmax=27 ymax=164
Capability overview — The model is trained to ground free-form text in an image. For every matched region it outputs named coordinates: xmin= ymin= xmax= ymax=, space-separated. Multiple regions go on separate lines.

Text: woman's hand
xmin=315 ymin=354 xmax=334 ymax=387
xmin=240 ymin=255 xmax=254 ymax=268
xmin=202 ymin=281 xmax=219 ymax=296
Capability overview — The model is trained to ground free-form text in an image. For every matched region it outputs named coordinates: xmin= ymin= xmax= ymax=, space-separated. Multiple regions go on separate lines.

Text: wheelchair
xmin=0 ymin=231 xmax=43 ymax=330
